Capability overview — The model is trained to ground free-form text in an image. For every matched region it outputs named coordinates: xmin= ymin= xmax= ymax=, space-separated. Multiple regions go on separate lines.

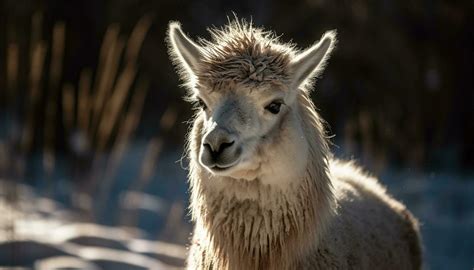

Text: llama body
xmin=167 ymin=19 xmax=421 ymax=270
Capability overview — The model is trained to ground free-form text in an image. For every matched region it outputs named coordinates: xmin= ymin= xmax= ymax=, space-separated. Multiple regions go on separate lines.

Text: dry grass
xmin=0 ymin=13 xmax=187 ymax=240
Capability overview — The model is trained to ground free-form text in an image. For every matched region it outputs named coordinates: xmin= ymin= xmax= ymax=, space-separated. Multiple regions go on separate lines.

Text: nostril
xmin=218 ymin=140 xmax=234 ymax=153
xmin=203 ymin=143 xmax=212 ymax=152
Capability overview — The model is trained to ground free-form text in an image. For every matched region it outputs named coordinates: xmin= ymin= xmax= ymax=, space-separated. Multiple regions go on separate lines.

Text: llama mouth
xmin=209 ymin=160 xmax=240 ymax=172
xmin=211 ymin=164 xmax=234 ymax=172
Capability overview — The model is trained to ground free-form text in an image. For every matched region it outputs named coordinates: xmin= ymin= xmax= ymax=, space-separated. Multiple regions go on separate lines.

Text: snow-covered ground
xmin=0 ymin=180 xmax=187 ymax=269
xmin=380 ymin=169 xmax=474 ymax=270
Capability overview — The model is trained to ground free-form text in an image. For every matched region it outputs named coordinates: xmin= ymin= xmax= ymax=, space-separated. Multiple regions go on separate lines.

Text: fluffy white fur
xmin=167 ymin=18 xmax=422 ymax=270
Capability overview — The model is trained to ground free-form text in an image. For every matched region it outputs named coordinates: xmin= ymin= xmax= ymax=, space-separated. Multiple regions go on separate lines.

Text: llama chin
xmin=167 ymin=18 xmax=422 ymax=270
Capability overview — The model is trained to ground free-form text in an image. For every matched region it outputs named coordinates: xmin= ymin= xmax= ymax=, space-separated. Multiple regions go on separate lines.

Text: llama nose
xmin=203 ymin=129 xmax=235 ymax=159
xmin=203 ymin=141 xmax=234 ymax=159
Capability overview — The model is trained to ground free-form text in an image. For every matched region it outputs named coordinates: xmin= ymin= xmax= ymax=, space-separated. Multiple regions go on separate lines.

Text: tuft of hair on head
xmin=166 ymin=18 xmax=337 ymax=96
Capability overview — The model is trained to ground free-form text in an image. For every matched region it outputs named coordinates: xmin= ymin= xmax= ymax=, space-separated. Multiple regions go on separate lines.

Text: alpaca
xmin=167 ymin=18 xmax=422 ymax=270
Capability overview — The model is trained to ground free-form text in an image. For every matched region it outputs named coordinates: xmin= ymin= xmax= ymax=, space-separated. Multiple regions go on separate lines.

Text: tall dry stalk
xmin=92 ymin=16 xmax=154 ymax=218
xmin=96 ymin=64 xmax=136 ymax=151
xmin=95 ymin=15 xmax=153 ymax=152
xmin=90 ymin=25 xmax=123 ymax=138
xmin=2 ymin=12 xmax=166 ymax=231
xmin=6 ymin=42 xmax=19 ymax=102
xmin=43 ymin=22 xmax=65 ymax=190
xmin=21 ymin=40 xmax=46 ymax=154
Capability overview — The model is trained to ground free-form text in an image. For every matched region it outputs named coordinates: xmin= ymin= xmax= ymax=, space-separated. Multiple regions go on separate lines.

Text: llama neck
xmin=188 ymin=93 xmax=335 ymax=269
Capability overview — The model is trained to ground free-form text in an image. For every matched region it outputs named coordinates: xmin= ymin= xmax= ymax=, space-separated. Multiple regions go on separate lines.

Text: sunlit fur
xmin=167 ymin=18 xmax=422 ymax=270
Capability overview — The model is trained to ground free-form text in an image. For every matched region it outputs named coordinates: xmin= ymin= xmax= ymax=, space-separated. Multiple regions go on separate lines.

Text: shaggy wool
xmin=167 ymin=18 xmax=422 ymax=270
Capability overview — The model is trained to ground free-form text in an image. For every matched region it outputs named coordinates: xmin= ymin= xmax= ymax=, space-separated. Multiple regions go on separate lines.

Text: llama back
xmin=300 ymin=160 xmax=422 ymax=270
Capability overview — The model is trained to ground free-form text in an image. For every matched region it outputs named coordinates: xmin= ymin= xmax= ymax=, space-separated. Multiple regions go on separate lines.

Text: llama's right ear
xmin=167 ymin=22 xmax=204 ymax=80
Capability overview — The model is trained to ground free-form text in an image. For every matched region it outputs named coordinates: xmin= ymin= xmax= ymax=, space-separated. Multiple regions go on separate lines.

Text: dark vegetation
xmin=1 ymin=0 xmax=472 ymax=171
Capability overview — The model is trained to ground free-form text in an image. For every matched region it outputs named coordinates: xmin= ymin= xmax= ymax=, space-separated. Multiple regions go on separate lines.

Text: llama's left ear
xmin=167 ymin=22 xmax=204 ymax=83
xmin=288 ymin=30 xmax=337 ymax=90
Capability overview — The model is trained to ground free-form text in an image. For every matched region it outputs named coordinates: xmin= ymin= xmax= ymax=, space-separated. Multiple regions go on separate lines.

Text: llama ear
xmin=289 ymin=30 xmax=337 ymax=90
xmin=167 ymin=22 xmax=204 ymax=79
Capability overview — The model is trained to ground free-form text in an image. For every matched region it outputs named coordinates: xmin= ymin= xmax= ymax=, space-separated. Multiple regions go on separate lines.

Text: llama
xmin=167 ymin=18 xmax=422 ymax=270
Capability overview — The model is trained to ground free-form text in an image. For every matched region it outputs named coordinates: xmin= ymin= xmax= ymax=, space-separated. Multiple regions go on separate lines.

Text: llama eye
xmin=196 ymin=98 xmax=207 ymax=110
xmin=265 ymin=100 xmax=283 ymax=114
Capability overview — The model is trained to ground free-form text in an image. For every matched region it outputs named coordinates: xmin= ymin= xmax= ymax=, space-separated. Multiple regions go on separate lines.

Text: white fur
xmin=167 ymin=18 xmax=422 ymax=270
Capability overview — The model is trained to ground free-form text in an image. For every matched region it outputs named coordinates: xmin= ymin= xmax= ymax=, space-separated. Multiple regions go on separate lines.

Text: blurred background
xmin=0 ymin=0 xmax=472 ymax=269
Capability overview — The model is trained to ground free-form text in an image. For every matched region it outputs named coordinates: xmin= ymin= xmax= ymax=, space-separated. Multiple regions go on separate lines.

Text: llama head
xmin=167 ymin=19 xmax=336 ymax=186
